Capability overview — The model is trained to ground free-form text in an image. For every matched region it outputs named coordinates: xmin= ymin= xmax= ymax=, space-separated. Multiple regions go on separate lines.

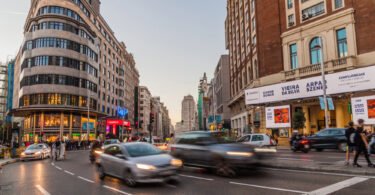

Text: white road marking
xmin=277 ymin=157 xmax=314 ymax=161
xmin=78 ymin=176 xmax=94 ymax=183
xmin=64 ymin=170 xmax=75 ymax=175
xmin=35 ymin=185 xmax=51 ymax=195
xmin=308 ymin=177 xmax=369 ymax=195
xmin=178 ymin=174 xmax=214 ymax=181
xmin=229 ymin=182 xmax=307 ymax=194
xmin=103 ymin=185 xmax=132 ymax=195
xmin=51 ymin=163 xmax=55 ymax=166
xmin=55 ymin=166 xmax=62 ymax=170
xmin=165 ymin=184 xmax=177 ymax=188
xmin=263 ymin=167 xmax=375 ymax=179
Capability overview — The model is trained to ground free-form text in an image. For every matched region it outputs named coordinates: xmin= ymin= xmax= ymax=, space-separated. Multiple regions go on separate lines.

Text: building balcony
xmin=284 ymin=56 xmax=356 ymax=80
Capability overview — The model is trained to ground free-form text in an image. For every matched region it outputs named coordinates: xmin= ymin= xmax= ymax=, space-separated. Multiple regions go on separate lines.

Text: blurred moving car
xmin=96 ymin=142 xmax=182 ymax=187
xmin=21 ymin=144 xmax=51 ymax=161
xmin=306 ymin=128 xmax=347 ymax=152
xmin=170 ymin=131 xmax=259 ymax=177
xmin=102 ymin=139 xmax=120 ymax=149
xmin=237 ymin=134 xmax=277 ymax=148
xmin=138 ymin=137 xmax=169 ymax=150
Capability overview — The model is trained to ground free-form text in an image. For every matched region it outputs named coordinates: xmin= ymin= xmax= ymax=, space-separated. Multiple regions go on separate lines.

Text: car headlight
xmin=170 ymin=159 xmax=183 ymax=167
xmin=226 ymin=151 xmax=254 ymax=157
xmin=35 ymin=151 xmax=41 ymax=155
xmin=94 ymin=150 xmax=103 ymax=154
xmin=21 ymin=152 xmax=26 ymax=156
xmin=136 ymin=163 xmax=156 ymax=170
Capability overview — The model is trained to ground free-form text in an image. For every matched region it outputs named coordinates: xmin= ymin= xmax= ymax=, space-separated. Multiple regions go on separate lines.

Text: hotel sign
xmin=245 ymin=66 xmax=375 ymax=105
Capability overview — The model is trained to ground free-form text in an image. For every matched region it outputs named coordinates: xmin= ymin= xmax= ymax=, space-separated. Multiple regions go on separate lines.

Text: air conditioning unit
xmin=302 ymin=13 xmax=309 ymax=21
xmin=288 ymin=22 xmax=295 ymax=27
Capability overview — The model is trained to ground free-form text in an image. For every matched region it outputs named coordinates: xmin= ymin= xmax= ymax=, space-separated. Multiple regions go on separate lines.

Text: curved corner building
xmin=12 ymin=0 xmax=139 ymax=142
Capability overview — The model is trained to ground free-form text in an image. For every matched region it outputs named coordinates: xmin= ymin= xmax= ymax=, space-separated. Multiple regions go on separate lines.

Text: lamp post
xmin=314 ymin=37 xmax=329 ymax=129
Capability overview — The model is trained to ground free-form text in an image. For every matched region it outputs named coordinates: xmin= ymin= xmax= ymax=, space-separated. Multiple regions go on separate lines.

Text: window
xmin=310 ymin=37 xmax=323 ymax=65
xmin=254 ymin=60 xmax=258 ymax=79
xmin=252 ymin=18 xmax=256 ymax=31
xmin=302 ymin=2 xmax=325 ymax=19
xmin=288 ymin=14 xmax=295 ymax=26
xmin=287 ymin=0 xmax=293 ymax=9
xmin=252 ymin=35 xmax=257 ymax=45
xmin=336 ymin=28 xmax=348 ymax=58
xmin=251 ymin=135 xmax=264 ymax=141
xmin=251 ymin=0 xmax=255 ymax=13
xmin=290 ymin=44 xmax=298 ymax=69
xmin=335 ymin=0 xmax=343 ymax=9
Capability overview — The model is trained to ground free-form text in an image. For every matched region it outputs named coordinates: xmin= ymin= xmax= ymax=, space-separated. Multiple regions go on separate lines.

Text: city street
xmin=1 ymin=150 xmax=374 ymax=195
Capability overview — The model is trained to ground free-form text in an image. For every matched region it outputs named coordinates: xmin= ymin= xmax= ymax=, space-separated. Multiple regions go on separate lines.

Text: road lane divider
xmin=229 ymin=182 xmax=307 ymax=194
xmin=78 ymin=176 xmax=94 ymax=183
xmin=55 ymin=166 xmax=62 ymax=170
xmin=103 ymin=185 xmax=132 ymax=195
xmin=64 ymin=170 xmax=75 ymax=175
xmin=307 ymin=177 xmax=369 ymax=195
xmin=178 ymin=174 xmax=213 ymax=181
xmin=35 ymin=185 xmax=51 ymax=195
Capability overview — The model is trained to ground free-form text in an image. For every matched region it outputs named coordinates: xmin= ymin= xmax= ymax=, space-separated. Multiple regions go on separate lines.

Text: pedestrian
xmin=353 ymin=119 xmax=374 ymax=167
xmin=345 ymin=122 xmax=356 ymax=165
xmin=368 ymin=131 xmax=375 ymax=156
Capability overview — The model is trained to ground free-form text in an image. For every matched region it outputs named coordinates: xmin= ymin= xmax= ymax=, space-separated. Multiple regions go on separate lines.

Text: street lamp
xmin=313 ymin=36 xmax=329 ymax=129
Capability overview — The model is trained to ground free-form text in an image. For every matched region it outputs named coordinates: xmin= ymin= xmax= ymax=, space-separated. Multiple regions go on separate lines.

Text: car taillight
xmin=301 ymin=140 xmax=308 ymax=144
xmin=170 ymin=146 xmax=176 ymax=151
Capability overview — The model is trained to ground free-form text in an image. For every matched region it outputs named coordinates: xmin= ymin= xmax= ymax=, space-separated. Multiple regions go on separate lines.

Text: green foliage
xmin=293 ymin=109 xmax=306 ymax=130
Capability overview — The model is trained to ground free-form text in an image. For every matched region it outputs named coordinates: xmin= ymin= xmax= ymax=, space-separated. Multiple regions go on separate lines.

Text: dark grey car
xmin=170 ymin=131 xmax=259 ymax=177
xmin=306 ymin=128 xmax=347 ymax=152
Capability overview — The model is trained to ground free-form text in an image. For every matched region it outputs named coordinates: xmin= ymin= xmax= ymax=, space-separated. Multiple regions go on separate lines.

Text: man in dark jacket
xmin=353 ymin=119 xmax=374 ymax=167
xmin=345 ymin=122 xmax=356 ymax=165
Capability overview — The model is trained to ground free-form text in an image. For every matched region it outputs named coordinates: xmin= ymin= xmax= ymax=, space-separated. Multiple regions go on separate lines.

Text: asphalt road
xmin=1 ymin=150 xmax=374 ymax=195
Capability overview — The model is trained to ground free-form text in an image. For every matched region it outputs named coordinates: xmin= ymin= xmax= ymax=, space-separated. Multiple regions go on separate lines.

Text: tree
xmin=292 ymin=109 xmax=306 ymax=133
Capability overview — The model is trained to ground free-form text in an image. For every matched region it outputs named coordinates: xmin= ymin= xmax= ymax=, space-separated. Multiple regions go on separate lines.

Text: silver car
xmin=21 ymin=144 xmax=51 ymax=161
xmin=96 ymin=142 xmax=182 ymax=187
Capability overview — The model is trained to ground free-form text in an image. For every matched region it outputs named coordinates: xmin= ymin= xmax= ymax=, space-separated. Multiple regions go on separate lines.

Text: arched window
xmin=310 ymin=37 xmax=323 ymax=65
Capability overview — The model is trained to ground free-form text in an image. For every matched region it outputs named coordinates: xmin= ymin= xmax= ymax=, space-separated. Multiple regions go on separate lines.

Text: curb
xmin=260 ymin=163 xmax=375 ymax=176
xmin=0 ymin=159 xmax=20 ymax=166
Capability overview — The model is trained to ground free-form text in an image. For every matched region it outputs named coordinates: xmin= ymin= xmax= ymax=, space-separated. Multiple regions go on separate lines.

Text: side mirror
xmin=115 ymin=154 xmax=127 ymax=160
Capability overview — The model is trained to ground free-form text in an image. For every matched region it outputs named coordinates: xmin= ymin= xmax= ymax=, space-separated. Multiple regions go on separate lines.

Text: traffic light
xmin=150 ymin=113 xmax=155 ymax=123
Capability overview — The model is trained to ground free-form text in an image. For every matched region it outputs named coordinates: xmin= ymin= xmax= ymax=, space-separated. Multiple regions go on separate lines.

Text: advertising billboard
xmin=246 ymin=66 xmax=375 ymax=105
xmin=352 ymin=95 xmax=375 ymax=125
xmin=265 ymin=105 xmax=291 ymax=128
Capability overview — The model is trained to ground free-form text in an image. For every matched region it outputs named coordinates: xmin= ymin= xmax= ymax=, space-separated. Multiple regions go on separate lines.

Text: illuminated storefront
xmin=105 ymin=119 xmax=131 ymax=139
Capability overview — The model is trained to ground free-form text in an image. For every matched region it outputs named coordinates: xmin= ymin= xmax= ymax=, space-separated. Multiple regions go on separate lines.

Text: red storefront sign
xmin=106 ymin=119 xmax=131 ymax=127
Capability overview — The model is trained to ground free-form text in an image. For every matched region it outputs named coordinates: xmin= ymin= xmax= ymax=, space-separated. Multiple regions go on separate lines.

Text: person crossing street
xmin=353 ymin=119 xmax=374 ymax=167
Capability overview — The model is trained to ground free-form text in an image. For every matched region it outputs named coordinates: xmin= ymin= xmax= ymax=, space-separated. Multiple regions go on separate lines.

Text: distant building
xmin=139 ymin=86 xmax=152 ymax=136
xmin=178 ymin=95 xmax=196 ymax=134
xmin=214 ymin=55 xmax=231 ymax=130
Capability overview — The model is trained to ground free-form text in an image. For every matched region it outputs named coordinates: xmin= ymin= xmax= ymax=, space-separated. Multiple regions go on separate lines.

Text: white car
xmin=21 ymin=144 xmax=51 ymax=161
xmin=237 ymin=134 xmax=276 ymax=148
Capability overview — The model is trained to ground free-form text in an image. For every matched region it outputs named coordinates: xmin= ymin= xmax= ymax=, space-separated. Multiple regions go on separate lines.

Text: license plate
xmin=304 ymin=145 xmax=309 ymax=149
xmin=161 ymin=170 xmax=174 ymax=175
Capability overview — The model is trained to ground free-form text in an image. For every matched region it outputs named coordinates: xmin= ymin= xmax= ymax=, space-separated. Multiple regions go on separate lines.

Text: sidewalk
xmin=261 ymin=157 xmax=375 ymax=176
xmin=0 ymin=158 xmax=19 ymax=166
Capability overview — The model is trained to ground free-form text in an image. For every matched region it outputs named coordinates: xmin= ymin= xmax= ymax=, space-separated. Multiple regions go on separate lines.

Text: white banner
xmin=265 ymin=105 xmax=291 ymax=128
xmin=246 ymin=66 xmax=375 ymax=105
xmin=352 ymin=95 xmax=375 ymax=125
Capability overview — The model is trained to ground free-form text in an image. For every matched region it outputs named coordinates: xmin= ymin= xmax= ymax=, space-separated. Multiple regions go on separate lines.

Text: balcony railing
xmin=284 ymin=56 xmax=356 ymax=80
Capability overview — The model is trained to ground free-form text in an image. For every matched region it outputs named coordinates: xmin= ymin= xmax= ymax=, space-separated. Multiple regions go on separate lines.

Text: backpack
xmin=349 ymin=132 xmax=356 ymax=144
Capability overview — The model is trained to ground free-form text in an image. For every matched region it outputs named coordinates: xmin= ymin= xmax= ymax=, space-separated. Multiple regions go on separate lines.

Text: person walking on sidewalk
xmin=345 ymin=122 xmax=356 ymax=165
xmin=353 ymin=119 xmax=374 ymax=167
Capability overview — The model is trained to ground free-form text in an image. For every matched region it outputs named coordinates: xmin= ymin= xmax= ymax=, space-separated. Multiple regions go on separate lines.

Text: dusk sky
xmin=0 ymin=0 xmax=228 ymax=124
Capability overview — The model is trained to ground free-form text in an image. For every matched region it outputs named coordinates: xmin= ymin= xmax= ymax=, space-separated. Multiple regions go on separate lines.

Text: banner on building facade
xmin=265 ymin=105 xmax=291 ymax=128
xmin=351 ymin=95 xmax=375 ymax=125
xmin=246 ymin=66 xmax=375 ymax=105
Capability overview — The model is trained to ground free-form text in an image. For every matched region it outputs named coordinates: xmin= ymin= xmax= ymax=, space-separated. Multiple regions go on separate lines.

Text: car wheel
xmin=124 ymin=170 xmax=137 ymax=187
xmin=215 ymin=158 xmax=236 ymax=177
xmin=338 ymin=142 xmax=347 ymax=152
xmin=97 ymin=165 xmax=106 ymax=180
xmin=316 ymin=148 xmax=323 ymax=152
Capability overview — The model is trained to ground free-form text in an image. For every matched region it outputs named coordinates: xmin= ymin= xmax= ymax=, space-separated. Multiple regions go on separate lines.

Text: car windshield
xmin=104 ymin=140 xmax=117 ymax=145
xmin=125 ymin=143 xmax=163 ymax=157
xmin=211 ymin=132 xmax=236 ymax=143
xmin=27 ymin=145 xmax=43 ymax=150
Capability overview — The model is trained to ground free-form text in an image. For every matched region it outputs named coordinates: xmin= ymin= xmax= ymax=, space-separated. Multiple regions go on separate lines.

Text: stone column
xmin=335 ymin=103 xmax=345 ymax=128
xmin=302 ymin=106 xmax=311 ymax=135
xmin=69 ymin=113 xmax=73 ymax=140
